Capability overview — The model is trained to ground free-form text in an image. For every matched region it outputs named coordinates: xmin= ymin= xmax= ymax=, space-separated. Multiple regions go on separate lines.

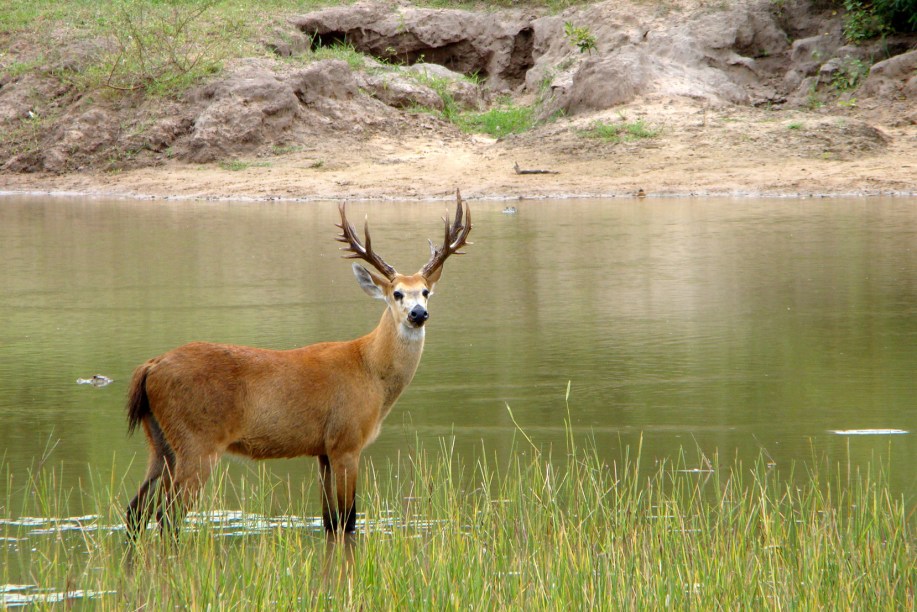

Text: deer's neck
xmin=361 ymin=309 xmax=425 ymax=409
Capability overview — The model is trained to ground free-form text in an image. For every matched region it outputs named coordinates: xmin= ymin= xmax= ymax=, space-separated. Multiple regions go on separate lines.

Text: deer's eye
xmin=393 ymin=290 xmax=404 ymax=301
xmin=422 ymin=289 xmax=430 ymax=298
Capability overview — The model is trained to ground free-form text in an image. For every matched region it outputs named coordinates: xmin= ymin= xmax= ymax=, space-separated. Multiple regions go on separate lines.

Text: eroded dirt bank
xmin=1 ymin=0 xmax=915 ymax=200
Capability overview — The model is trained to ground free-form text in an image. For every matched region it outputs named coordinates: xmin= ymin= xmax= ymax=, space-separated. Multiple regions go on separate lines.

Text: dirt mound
xmin=183 ymin=58 xmax=407 ymax=163
xmin=0 ymin=0 xmax=915 ymax=179
xmin=860 ymin=49 xmax=917 ymax=104
xmin=527 ymin=0 xmax=789 ymax=114
xmin=0 ymin=55 xmax=452 ymax=172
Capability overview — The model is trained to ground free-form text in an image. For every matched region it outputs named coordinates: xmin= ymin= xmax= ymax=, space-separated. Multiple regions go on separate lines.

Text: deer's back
xmin=142 ymin=340 xmax=376 ymax=459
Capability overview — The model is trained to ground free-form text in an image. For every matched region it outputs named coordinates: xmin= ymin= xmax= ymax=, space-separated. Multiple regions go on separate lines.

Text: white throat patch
xmin=399 ymin=323 xmax=426 ymax=342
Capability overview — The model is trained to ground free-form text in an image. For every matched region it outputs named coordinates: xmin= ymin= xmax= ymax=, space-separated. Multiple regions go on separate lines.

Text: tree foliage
xmin=841 ymin=0 xmax=917 ymax=41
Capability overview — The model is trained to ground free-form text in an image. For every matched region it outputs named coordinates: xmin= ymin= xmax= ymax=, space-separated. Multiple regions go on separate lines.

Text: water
xmin=0 ymin=195 xmax=915 ymax=512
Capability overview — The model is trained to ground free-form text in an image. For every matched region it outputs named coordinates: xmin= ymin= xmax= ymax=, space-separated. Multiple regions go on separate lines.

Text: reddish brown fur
xmin=125 ymin=197 xmax=470 ymax=536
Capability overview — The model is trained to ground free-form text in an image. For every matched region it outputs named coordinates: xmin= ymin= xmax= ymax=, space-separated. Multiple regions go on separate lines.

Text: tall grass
xmin=1 ymin=428 xmax=914 ymax=608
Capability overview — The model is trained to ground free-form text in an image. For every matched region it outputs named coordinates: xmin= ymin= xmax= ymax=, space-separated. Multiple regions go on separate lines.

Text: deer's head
xmin=337 ymin=190 xmax=472 ymax=335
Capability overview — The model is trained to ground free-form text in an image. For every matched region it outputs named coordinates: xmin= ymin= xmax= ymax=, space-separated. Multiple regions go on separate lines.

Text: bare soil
xmin=4 ymin=100 xmax=914 ymax=201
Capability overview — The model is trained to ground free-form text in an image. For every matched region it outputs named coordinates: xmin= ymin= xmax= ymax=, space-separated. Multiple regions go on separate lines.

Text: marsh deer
xmin=125 ymin=191 xmax=472 ymax=536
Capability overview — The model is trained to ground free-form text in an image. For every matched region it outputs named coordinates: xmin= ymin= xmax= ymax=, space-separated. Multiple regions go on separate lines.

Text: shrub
xmin=842 ymin=0 xmax=917 ymax=41
xmin=831 ymin=57 xmax=868 ymax=90
xmin=100 ymin=0 xmax=241 ymax=95
xmin=563 ymin=22 xmax=597 ymax=54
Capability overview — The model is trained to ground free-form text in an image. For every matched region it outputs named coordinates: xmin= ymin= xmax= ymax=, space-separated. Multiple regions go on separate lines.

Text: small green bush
xmin=563 ymin=21 xmax=597 ymax=54
xmin=414 ymin=74 xmax=463 ymax=123
xmin=831 ymin=57 xmax=868 ymax=91
xmin=842 ymin=0 xmax=917 ymax=41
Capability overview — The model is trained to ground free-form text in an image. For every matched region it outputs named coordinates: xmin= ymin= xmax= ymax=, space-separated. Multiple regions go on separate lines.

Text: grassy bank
xmin=0 ymin=0 xmax=589 ymax=34
xmin=2 ymin=431 xmax=914 ymax=608
xmin=0 ymin=0 xmax=571 ymax=135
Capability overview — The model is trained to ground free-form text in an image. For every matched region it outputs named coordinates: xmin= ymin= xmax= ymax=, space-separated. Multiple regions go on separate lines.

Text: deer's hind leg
xmin=318 ymin=455 xmax=337 ymax=531
xmin=126 ymin=415 xmax=175 ymax=540
xmin=157 ymin=445 xmax=222 ymax=537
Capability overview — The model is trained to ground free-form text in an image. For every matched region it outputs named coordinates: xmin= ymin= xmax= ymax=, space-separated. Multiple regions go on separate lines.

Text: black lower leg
xmin=324 ymin=513 xmax=338 ymax=531
xmin=125 ymin=500 xmax=144 ymax=540
xmin=125 ymin=476 xmax=160 ymax=541
xmin=318 ymin=455 xmax=336 ymax=531
xmin=343 ymin=499 xmax=357 ymax=534
xmin=323 ymin=503 xmax=356 ymax=533
xmin=158 ymin=494 xmax=186 ymax=541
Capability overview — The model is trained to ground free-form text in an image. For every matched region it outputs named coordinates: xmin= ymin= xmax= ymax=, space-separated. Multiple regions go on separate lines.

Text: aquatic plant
xmin=2 ymin=415 xmax=914 ymax=608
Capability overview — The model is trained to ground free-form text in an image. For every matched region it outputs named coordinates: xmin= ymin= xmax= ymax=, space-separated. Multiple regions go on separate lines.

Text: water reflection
xmin=0 ymin=196 xmax=915 ymax=507
xmin=322 ymin=532 xmax=356 ymax=587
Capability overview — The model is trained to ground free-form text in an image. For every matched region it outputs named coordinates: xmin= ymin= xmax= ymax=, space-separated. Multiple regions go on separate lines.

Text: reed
xmin=1 ymin=426 xmax=914 ymax=609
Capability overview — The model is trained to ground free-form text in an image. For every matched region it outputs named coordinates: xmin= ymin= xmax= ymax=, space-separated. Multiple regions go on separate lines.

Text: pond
xmin=1 ymin=195 xmax=915 ymax=513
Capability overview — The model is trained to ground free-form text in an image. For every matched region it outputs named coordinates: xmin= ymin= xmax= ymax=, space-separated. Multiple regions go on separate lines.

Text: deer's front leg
xmin=318 ymin=455 xmax=335 ymax=531
xmin=329 ymin=452 xmax=359 ymax=533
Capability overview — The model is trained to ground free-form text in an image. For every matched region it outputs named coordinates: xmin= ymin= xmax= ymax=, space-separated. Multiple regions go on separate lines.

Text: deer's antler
xmin=337 ymin=204 xmax=397 ymax=280
xmin=420 ymin=189 xmax=473 ymax=280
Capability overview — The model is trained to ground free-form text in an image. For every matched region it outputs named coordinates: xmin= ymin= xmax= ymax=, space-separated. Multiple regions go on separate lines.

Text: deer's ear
xmin=353 ymin=264 xmax=387 ymax=299
xmin=424 ymin=264 xmax=444 ymax=287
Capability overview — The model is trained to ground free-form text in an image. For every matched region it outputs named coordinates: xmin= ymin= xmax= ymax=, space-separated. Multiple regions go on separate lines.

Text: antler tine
xmin=420 ymin=189 xmax=473 ymax=279
xmin=336 ymin=203 xmax=397 ymax=280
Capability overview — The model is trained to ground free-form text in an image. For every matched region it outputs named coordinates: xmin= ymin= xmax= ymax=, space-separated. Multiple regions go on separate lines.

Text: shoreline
xmin=2 ymin=187 xmax=916 ymax=202
xmin=3 ymin=100 xmax=914 ymax=204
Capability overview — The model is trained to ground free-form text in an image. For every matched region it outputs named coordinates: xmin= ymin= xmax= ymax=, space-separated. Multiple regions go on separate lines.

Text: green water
xmin=0 ymin=195 xmax=915 ymax=511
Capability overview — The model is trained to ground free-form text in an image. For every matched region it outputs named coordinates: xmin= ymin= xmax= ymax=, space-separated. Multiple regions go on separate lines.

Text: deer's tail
xmin=127 ymin=362 xmax=153 ymax=435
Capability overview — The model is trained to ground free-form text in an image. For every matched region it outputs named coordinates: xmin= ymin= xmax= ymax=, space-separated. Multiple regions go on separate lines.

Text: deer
xmin=124 ymin=191 xmax=472 ymax=537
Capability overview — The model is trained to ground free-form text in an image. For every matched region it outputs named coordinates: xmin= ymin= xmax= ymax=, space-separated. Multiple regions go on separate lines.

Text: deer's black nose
xmin=408 ymin=305 xmax=429 ymax=326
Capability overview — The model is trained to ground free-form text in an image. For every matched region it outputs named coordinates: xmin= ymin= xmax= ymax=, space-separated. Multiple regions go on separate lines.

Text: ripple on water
xmin=830 ymin=429 xmax=909 ymax=435
xmin=4 ymin=509 xmax=446 ymax=541
xmin=2 ymin=508 xmax=444 ymax=606
xmin=1 ymin=585 xmax=116 ymax=608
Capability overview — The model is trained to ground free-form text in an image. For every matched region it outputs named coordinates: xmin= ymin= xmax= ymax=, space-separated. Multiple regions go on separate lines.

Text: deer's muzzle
xmin=408 ymin=305 xmax=429 ymax=327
